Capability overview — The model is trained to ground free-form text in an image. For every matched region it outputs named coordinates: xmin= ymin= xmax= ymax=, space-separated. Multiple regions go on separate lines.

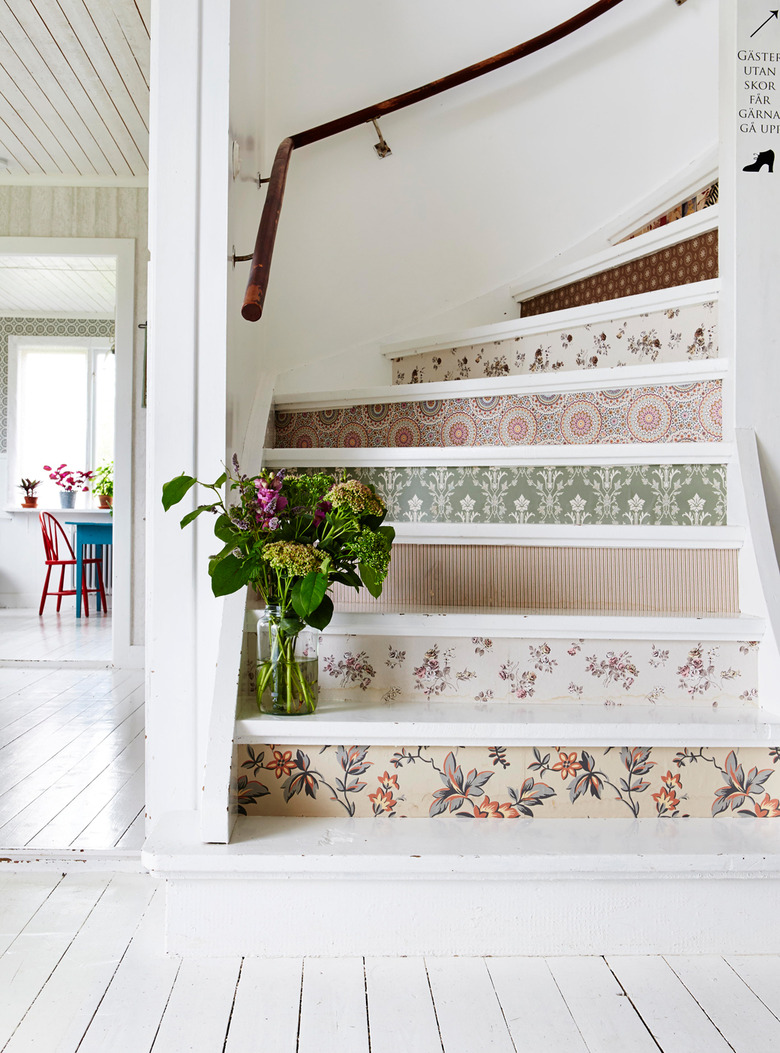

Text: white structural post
xmin=721 ymin=0 xmax=780 ymax=560
xmin=146 ymin=0 xmax=231 ymax=828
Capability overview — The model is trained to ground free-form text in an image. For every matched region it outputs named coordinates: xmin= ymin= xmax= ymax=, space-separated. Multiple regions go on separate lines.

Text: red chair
xmin=38 ymin=513 xmax=107 ymax=617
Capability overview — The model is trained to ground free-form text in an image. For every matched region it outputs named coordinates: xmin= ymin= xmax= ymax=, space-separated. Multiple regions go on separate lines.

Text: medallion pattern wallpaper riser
xmin=392 ymin=299 xmax=718 ymax=385
xmin=273 ymin=380 xmax=722 ymax=449
xmin=278 ymin=464 xmax=728 ymax=527
xmin=236 ymin=743 xmax=780 ymax=820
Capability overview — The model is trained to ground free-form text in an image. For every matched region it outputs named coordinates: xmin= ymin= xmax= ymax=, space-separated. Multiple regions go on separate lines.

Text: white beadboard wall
xmin=0 ymin=185 xmax=147 ymax=645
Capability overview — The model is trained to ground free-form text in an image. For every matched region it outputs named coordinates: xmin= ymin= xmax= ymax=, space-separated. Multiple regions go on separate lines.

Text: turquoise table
xmin=65 ymin=521 xmax=113 ymax=617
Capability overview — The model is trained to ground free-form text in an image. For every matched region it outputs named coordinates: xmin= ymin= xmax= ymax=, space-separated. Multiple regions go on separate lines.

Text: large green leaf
xmin=213 ymin=513 xmax=237 ymax=543
xmin=306 ymin=594 xmax=334 ymax=630
xmin=179 ymin=503 xmax=217 ymax=528
xmin=209 ymin=553 xmax=252 ymax=596
xmin=332 ymin=569 xmax=362 ymax=591
xmin=291 ymin=572 xmax=329 ymax=620
xmin=378 ymin=524 xmax=396 ymax=544
xmin=162 ymin=474 xmax=196 ymax=510
xmin=359 ymin=562 xmax=382 ymax=598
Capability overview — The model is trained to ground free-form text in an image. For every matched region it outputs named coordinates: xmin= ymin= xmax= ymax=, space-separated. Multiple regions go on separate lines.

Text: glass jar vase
xmin=256 ymin=605 xmax=320 ymax=715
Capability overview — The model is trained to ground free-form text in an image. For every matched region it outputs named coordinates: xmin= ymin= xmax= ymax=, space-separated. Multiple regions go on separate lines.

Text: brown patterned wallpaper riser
xmin=329 ymin=545 xmax=738 ymax=614
xmin=519 ymin=231 xmax=718 ymax=317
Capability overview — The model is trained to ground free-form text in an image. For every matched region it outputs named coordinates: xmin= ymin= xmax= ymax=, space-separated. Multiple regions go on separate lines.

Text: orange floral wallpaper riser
xmin=236 ymin=744 xmax=780 ymax=820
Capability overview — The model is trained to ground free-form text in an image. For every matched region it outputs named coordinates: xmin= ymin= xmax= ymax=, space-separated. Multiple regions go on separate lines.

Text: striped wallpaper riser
xmin=329 ymin=545 xmax=738 ymax=614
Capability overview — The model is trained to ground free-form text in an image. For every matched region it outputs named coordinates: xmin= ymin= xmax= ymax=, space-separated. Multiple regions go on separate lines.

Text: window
xmin=10 ymin=336 xmax=115 ymax=507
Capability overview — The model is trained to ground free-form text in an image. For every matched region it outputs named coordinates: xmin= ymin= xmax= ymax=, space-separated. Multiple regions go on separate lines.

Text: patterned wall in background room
xmin=236 ymin=743 xmax=780 ymax=820
xmin=518 ymin=231 xmax=718 ymax=317
xmin=0 ymin=317 xmax=115 ymax=453
xmin=392 ymin=300 xmax=718 ymax=385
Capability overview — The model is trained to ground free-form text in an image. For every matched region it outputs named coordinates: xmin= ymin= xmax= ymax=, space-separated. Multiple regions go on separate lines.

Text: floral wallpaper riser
xmin=274 ymin=381 xmax=722 ymax=449
xmin=392 ymin=301 xmax=718 ymax=385
xmin=287 ymin=464 xmax=728 ymax=527
xmin=315 ymin=637 xmax=758 ymax=707
xmin=236 ymin=744 xmax=780 ymax=820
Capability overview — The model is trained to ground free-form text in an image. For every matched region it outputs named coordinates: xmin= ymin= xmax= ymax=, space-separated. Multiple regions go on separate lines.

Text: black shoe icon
xmin=743 ymin=149 xmax=775 ymax=172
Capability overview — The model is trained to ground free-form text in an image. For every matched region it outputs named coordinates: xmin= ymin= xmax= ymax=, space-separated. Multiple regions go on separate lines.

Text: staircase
xmin=145 ymin=202 xmax=780 ymax=957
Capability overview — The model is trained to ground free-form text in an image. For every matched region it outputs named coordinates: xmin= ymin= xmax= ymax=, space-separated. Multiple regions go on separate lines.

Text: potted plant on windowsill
xmin=18 ymin=478 xmax=40 ymax=509
xmin=92 ymin=461 xmax=114 ymax=509
xmin=44 ymin=464 xmax=93 ymax=509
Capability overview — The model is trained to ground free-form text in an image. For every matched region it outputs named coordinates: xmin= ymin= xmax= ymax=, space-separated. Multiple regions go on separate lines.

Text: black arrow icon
xmin=751 ymin=10 xmax=779 ymax=37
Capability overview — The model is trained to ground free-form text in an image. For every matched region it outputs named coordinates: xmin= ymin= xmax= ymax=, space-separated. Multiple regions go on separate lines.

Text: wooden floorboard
xmin=0 ymin=609 xmax=144 ymax=855
xmin=0 ymin=870 xmax=779 ymax=1052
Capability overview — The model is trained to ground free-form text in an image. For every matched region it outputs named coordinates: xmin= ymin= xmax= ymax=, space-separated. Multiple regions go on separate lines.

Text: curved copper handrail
xmin=242 ymin=0 xmax=628 ymax=321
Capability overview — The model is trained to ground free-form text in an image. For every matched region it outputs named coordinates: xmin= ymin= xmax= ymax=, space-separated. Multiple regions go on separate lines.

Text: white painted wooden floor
xmin=0 ymin=642 xmax=144 ymax=856
xmin=0 ymin=607 xmax=112 ymax=665
xmin=2 ymin=869 xmax=780 ymax=1053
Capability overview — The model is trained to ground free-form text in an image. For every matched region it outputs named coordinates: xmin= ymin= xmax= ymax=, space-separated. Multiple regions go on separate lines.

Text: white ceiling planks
xmin=0 ymin=254 xmax=116 ymax=312
xmin=0 ymin=0 xmax=149 ymax=180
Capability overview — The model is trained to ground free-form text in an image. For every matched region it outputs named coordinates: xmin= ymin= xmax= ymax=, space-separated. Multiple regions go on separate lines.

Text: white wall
xmin=0 ymin=187 xmax=147 ymax=645
xmin=248 ymin=0 xmax=718 ymax=396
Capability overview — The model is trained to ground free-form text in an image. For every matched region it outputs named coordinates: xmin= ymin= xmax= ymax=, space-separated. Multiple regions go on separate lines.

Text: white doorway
xmin=0 ymin=236 xmax=137 ymax=667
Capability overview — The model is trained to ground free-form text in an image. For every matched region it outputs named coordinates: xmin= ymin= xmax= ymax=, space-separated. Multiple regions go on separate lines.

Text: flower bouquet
xmin=162 ymin=458 xmax=394 ymax=714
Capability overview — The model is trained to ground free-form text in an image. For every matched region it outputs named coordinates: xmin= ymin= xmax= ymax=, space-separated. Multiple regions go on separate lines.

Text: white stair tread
xmin=389 ymin=523 xmax=743 ymax=548
xmin=265 ymin=442 xmax=732 ymax=467
xmin=235 ymin=696 xmax=777 ymax=748
xmin=247 ymin=609 xmax=765 ymax=641
xmin=381 ymin=280 xmax=720 ymax=361
xmin=274 ymin=358 xmax=725 ymax=411
xmin=144 ymin=812 xmax=780 ymax=878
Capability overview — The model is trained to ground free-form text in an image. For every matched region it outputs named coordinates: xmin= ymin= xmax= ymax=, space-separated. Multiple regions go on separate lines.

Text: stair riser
xmin=235 ymin=744 xmax=779 ymax=820
xmin=315 ymin=636 xmax=757 ymax=707
xmin=329 ymin=545 xmax=738 ymax=614
xmin=392 ymin=300 xmax=717 ymax=384
xmin=277 ymin=464 xmax=728 ymax=526
xmin=518 ymin=230 xmax=718 ymax=316
xmin=274 ymin=380 xmax=722 ymax=448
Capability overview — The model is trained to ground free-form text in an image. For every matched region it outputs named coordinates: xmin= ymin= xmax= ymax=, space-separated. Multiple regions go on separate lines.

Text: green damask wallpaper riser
xmin=285 ymin=464 xmax=728 ymax=526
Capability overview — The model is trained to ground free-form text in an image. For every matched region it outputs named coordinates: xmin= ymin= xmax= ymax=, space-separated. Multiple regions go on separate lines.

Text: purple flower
xmin=313 ymin=499 xmax=332 ymax=526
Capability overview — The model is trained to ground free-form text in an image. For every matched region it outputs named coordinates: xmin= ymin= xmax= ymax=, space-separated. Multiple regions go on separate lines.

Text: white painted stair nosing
xmin=264 ymin=441 xmax=733 ymax=468
xmin=273 ymin=359 xmax=726 ymax=413
xmin=145 ymin=812 xmax=780 ymax=880
xmin=382 ymin=280 xmax=720 ymax=362
xmin=244 ymin=609 xmax=765 ymax=642
xmin=233 ymin=696 xmax=776 ymax=749
xmin=509 ymin=205 xmax=718 ymax=306
xmin=387 ymin=523 xmax=743 ymax=549
xmin=146 ymin=811 xmax=780 ymax=957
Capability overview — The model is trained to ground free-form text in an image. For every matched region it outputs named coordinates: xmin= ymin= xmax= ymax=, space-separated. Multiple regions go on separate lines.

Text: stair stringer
xmin=734 ymin=428 xmax=780 ymax=720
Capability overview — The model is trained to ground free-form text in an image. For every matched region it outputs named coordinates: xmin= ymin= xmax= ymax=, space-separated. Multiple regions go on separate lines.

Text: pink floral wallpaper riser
xmin=315 ymin=637 xmax=758 ymax=707
xmin=274 ymin=381 xmax=722 ymax=449
xmin=236 ymin=745 xmax=780 ymax=820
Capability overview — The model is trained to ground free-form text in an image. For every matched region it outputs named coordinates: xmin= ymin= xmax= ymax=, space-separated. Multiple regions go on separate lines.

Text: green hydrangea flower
xmin=326 ymin=479 xmax=384 ymax=516
xmin=346 ymin=529 xmax=392 ymax=577
xmin=262 ymin=541 xmax=323 ymax=577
